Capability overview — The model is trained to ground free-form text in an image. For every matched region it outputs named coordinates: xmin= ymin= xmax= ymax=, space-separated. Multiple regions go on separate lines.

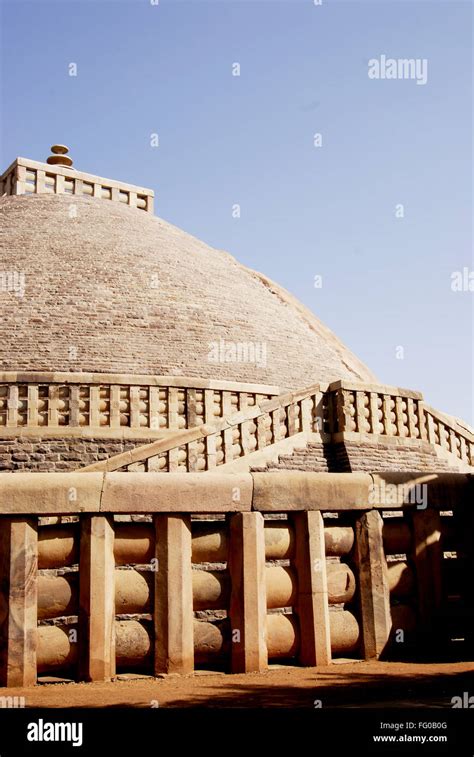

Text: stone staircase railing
xmin=79 ymin=384 xmax=328 ymax=473
xmin=330 ymin=380 xmax=474 ymax=469
xmin=79 ymin=380 xmax=474 ymax=473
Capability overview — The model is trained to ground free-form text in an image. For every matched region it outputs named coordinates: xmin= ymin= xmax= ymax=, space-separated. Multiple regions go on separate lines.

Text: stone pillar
xmin=0 ymin=517 xmax=38 ymax=687
xmin=79 ymin=515 xmax=116 ymax=681
xmin=228 ymin=512 xmax=267 ymax=673
xmin=354 ymin=510 xmax=391 ymax=659
xmin=411 ymin=509 xmax=442 ymax=626
xmin=292 ymin=511 xmax=331 ymax=666
xmin=154 ymin=514 xmax=194 ymax=674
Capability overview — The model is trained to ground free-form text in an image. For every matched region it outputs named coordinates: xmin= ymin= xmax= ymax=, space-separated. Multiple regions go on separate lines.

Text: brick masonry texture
xmin=0 ymin=194 xmax=375 ymax=389
xmin=0 ymin=437 xmax=460 ymax=473
xmin=257 ymin=440 xmax=458 ymax=474
xmin=0 ymin=437 xmax=154 ymax=472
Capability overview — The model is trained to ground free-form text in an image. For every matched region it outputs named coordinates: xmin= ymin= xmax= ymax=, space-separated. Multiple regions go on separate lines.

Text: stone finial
xmin=46 ymin=144 xmax=74 ymax=169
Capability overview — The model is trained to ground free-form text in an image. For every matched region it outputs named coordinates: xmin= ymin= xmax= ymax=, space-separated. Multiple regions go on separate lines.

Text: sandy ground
xmin=2 ymin=660 xmax=474 ymax=708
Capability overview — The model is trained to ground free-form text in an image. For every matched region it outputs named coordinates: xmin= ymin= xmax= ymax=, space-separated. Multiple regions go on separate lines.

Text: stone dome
xmin=0 ymin=194 xmax=376 ymax=389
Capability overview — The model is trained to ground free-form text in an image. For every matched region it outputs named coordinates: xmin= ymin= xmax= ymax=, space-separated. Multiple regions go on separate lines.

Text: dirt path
xmin=2 ymin=660 xmax=474 ymax=708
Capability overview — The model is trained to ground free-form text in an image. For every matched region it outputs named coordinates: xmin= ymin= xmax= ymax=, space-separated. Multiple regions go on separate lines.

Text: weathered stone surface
xmin=193 ymin=619 xmax=229 ymax=664
xmin=0 ymin=437 xmax=148 ymax=473
xmin=266 ymin=613 xmax=299 ymax=659
xmin=116 ymin=620 xmax=152 ymax=669
xmin=326 ymin=563 xmax=356 ymax=604
xmin=101 ymin=472 xmax=252 ymax=512
xmin=154 ymin=515 xmax=194 ymax=674
xmin=37 ymin=624 xmax=77 ymax=673
xmin=354 ymin=510 xmax=391 ymax=659
xmin=371 ymin=472 xmax=471 ymax=508
xmin=252 ymin=471 xmax=371 ymax=511
xmin=324 ymin=525 xmax=354 ymax=556
xmin=411 ymin=509 xmax=442 ymax=626
xmin=192 ymin=570 xmax=230 ymax=611
xmin=78 ymin=516 xmax=115 ymax=681
xmin=38 ymin=574 xmax=77 ymax=620
xmin=260 ymin=439 xmax=463 ymax=475
xmin=114 ymin=524 xmax=154 ymax=566
xmin=192 ymin=522 xmax=228 ymax=564
xmin=264 ymin=523 xmax=295 ymax=560
xmin=329 ymin=610 xmax=360 ymax=654
xmin=115 ymin=569 xmax=152 ymax=614
xmin=229 ymin=512 xmax=267 ymax=673
xmin=265 ymin=566 xmax=297 ymax=610
xmin=0 ymin=518 xmax=38 ymax=686
xmin=0 ymin=472 xmax=103 ymax=514
xmin=38 ymin=525 xmax=78 ymax=569
xmin=292 ymin=511 xmax=331 ymax=665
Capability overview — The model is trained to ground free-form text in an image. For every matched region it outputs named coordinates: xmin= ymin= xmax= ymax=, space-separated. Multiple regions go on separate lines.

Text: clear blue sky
xmin=1 ymin=0 xmax=473 ymax=424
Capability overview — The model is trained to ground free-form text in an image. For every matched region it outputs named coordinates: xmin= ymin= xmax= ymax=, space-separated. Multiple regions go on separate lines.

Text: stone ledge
xmin=328 ymin=379 xmax=423 ymax=400
xmin=251 ymin=471 xmax=372 ymax=511
xmin=0 ymin=470 xmax=470 ymax=515
xmin=101 ymin=472 xmax=252 ymax=513
xmin=0 ymin=371 xmax=279 ymax=394
xmin=369 ymin=472 xmax=472 ymax=508
xmin=0 ymin=472 xmax=104 ymax=513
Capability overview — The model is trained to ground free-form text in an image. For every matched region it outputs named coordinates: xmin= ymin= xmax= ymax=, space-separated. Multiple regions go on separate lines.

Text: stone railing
xmin=330 ymin=380 xmax=474 ymax=469
xmin=0 ymin=372 xmax=278 ymax=439
xmin=80 ymin=384 xmax=328 ymax=472
xmin=1 ymin=373 xmax=472 ymax=470
xmin=0 ymin=157 xmax=154 ymax=213
xmin=422 ymin=404 xmax=474 ymax=468
xmin=0 ymin=470 xmax=471 ymax=686
xmin=80 ymin=380 xmax=474 ymax=473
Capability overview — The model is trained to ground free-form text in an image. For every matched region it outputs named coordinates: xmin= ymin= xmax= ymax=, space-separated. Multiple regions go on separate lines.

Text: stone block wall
xmin=0 ymin=436 xmax=460 ymax=474
xmin=256 ymin=440 xmax=457 ymax=474
xmin=0 ymin=438 xmax=154 ymax=472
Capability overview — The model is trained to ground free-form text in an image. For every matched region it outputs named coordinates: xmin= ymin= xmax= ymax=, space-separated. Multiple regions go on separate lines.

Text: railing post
xmin=154 ymin=514 xmax=194 ymax=674
xmin=300 ymin=396 xmax=313 ymax=433
xmin=222 ymin=391 xmax=234 ymax=463
xmin=79 ymin=515 xmax=116 ymax=681
xmin=382 ymin=395 xmax=394 ymax=436
xmin=228 ymin=512 xmax=267 ymax=673
xmin=354 ymin=510 xmax=391 ymax=659
xmin=0 ymin=517 xmax=38 ymax=687
xmin=369 ymin=392 xmax=381 ymax=434
xmin=355 ymin=391 xmax=367 ymax=433
xmin=395 ymin=396 xmax=405 ymax=437
xmin=292 ymin=511 xmax=331 ymax=665
xmin=406 ymin=397 xmax=417 ymax=438
xmin=410 ymin=509 xmax=442 ymax=628
xmin=418 ymin=401 xmax=428 ymax=440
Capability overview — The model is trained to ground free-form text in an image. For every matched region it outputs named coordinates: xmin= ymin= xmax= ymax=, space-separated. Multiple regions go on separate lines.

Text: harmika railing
xmin=0 ymin=157 xmax=154 ymax=213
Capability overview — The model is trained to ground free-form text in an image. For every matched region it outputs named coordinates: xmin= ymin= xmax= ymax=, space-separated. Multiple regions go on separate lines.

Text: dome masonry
xmin=0 ymin=151 xmax=376 ymax=389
